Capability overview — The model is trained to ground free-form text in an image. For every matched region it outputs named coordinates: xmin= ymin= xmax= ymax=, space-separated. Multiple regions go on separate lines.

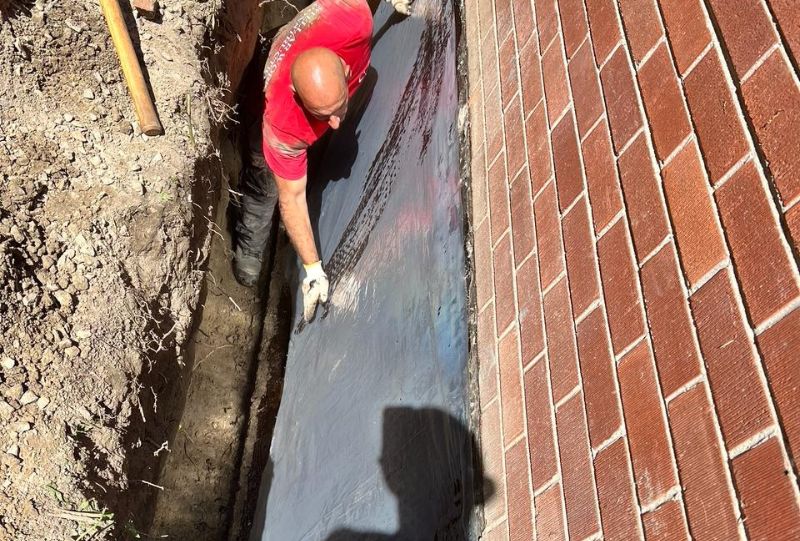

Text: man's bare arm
xmin=275 ymin=174 xmax=320 ymax=265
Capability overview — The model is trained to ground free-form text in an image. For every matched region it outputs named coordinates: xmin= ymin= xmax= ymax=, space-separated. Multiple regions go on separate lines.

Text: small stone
xmin=6 ymin=384 xmax=24 ymax=401
xmin=20 ymin=391 xmax=38 ymax=406
xmin=36 ymin=396 xmax=50 ymax=409
xmin=63 ymin=113 xmax=74 ymax=123
xmin=130 ymin=163 xmax=142 ymax=172
xmin=64 ymin=347 xmax=80 ymax=359
xmin=73 ymin=329 xmax=91 ymax=340
xmin=54 ymin=290 xmax=73 ymax=309
xmin=1 ymin=357 xmax=15 ymax=370
xmin=118 ymin=120 xmax=134 ymax=135
xmin=89 ymin=155 xmax=102 ymax=167
xmin=6 ymin=445 xmax=19 ymax=458
xmin=83 ymin=89 xmax=95 ymax=100
xmin=14 ymin=422 xmax=31 ymax=433
xmin=133 ymin=0 xmax=159 ymax=19
xmin=0 ymin=400 xmax=15 ymax=416
xmin=74 ymin=234 xmax=96 ymax=257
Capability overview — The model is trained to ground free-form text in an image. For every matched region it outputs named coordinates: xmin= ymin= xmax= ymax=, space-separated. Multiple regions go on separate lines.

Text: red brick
xmin=690 ymin=269 xmax=773 ymax=449
xmin=617 ymin=134 xmax=670 ymax=260
xmin=544 ymin=278 xmax=580 ymax=401
xmin=499 ymin=327 xmax=525 ymax=445
xmin=475 ymin=218 xmax=494 ymax=310
xmin=758 ymin=308 xmax=800 ymax=467
xmin=568 ymin=39 xmax=604 ymax=138
xmin=563 ymin=198 xmax=600 ymax=315
xmin=526 ymin=103 xmax=553 ymax=193
xmin=494 ymin=233 xmax=517 ymax=334
xmin=479 ymin=0 xmax=495 ymax=40
xmin=482 ymin=32 xmax=501 ymax=106
xmin=769 ymin=0 xmax=800 ymax=65
xmin=510 ymin=168 xmax=535 ymax=266
xmin=517 ymin=256 xmax=545 ymax=363
xmin=618 ymin=341 xmax=679 ymax=506
xmin=637 ymin=42 xmax=692 ymax=161
xmin=471 ymin=121 xmax=489 ymax=226
xmin=505 ymin=439 xmax=534 ymax=541
xmin=717 ymin=162 xmax=800 ymax=327
xmin=542 ymin=38 xmax=571 ymax=124
xmin=505 ymin=98 xmax=527 ymax=179
xmin=600 ymin=47 xmax=643 ymax=153
xmin=534 ymin=482 xmax=567 ymax=541
xmin=662 ymin=142 xmax=727 ymax=287
xmin=485 ymin=85 xmax=504 ymax=161
xmin=495 ymin=0 xmax=514 ymax=43
xmin=733 ymin=438 xmax=800 ymax=539
xmin=534 ymin=182 xmax=565 ymax=287
xmin=597 ymin=220 xmax=646 ymax=353
xmin=707 ymin=0 xmax=777 ymax=78
xmin=513 ymin=0 xmax=535 ymax=49
xmin=556 ymin=393 xmax=602 ymax=540
xmin=788 ymin=204 xmax=800 ymax=251
xmin=552 ymin=114 xmax=584 ymax=211
xmin=524 ymin=360 xmax=559 ymax=489
xmin=582 ymin=120 xmax=623 ymax=232
xmin=479 ymin=303 xmax=498 ymax=408
xmin=585 ymin=0 xmax=622 ymax=65
xmin=488 ymin=153 xmax=510 ymax=245
xmin=576 ymin=308 xmax=622 ymax=446
xmin=594 ymin=439 xmax=644 ymax=540
xmin=519 ymin=38 xmax=543 ymax=116
xmin=557 ymin=0 xmax=589 ymax=58
xmin=658 ymin=0 xmax=711 ymax=74
xmin=642 ymin=500 xmax=690 ymax=541
xmin=535 ymin=0 xmax=560 ymax=52
xmin=481 ymin=400 xmax=508 ymax=524
xmin=669 ymin=384 xmax=740 ymax=540
xmin=684 ymin=49 xmax=749 ymax=184
xmin=500 ymin=35 xmax=520 ymax=108
xmin=618 ymin=0 xmax=664 ymax=63
xmin=641 ymin=243 xmax=703 ymax=397
xmin=742 ymin=51 xmax=800 ymax=205
xmin=484 ymin=520 xmax=509 ymax=541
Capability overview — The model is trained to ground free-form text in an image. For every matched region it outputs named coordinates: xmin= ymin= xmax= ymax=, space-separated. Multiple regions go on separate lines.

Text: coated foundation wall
xmin=464 ymin=0 xmax=800 ymax=538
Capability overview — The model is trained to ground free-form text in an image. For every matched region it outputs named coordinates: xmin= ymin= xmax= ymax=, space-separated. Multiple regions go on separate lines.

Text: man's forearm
xmin=276 ymin=180 xmax=320 ymax=265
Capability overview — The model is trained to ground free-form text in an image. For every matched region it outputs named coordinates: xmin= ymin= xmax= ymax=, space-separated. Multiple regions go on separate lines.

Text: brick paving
xmin=463 ymin=0 xmax=800 ymax=538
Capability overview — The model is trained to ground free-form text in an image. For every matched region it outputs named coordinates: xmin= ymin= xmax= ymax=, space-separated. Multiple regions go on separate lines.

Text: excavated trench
xmin=135 ymin=1 xmax=479 ymax=539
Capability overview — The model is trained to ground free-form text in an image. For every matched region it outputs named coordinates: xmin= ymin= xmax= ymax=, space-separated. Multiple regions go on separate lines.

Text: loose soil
xmin=0 ymin=0 xmax=278 ymax=538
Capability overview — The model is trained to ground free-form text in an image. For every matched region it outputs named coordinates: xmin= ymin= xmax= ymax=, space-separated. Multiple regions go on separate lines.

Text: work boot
xmin=233 ymin=245 xmax=262 ymax=288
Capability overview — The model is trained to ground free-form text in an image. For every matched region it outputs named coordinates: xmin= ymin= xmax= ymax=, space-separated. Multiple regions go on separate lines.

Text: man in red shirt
xmin=233 ymin=0 xmax=412 ymax=322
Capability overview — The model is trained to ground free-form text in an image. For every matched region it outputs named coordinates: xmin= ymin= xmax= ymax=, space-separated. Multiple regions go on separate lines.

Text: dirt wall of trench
xmin=0 ymin=0 xmax=266 ymax=538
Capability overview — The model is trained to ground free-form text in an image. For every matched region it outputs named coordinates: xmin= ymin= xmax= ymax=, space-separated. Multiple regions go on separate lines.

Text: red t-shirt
xmin=262 ymin=0 xmax=373 ymax=180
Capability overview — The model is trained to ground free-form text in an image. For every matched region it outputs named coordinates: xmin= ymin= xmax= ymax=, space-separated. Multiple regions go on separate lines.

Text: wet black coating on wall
xmin=250 ymin=2 xmax=483 ymax=539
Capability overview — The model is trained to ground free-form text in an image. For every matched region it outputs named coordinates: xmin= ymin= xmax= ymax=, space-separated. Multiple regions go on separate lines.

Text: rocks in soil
xmin=20 ymin=391 xmax=39 ymax=406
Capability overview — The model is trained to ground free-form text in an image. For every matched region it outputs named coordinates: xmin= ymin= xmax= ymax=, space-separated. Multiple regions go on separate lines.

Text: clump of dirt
xmin=0 ymin=0 xmax=256 ymax=538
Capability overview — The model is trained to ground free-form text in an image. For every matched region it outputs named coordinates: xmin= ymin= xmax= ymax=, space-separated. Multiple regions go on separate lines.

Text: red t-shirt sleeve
xmin=262 ymin=119 xmax=308 ymax=181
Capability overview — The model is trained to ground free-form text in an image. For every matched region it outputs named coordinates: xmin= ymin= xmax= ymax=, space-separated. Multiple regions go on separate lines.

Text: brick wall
xmin=464 ymin=0 xmax=800 ymax=539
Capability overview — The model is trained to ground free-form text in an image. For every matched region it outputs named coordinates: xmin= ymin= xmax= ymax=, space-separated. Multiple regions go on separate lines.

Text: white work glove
xmin=302 ymin=261 xmax=329 ymax=322
xmin=385 ymin=0 xmax=412 ymax=15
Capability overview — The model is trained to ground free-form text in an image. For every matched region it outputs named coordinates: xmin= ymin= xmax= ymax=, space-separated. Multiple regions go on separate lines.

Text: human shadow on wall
xmin=325 ymin=407 xmax=494 ymax=541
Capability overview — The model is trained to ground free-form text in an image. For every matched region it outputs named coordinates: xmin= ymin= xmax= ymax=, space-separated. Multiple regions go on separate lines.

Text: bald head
xmin=291 ymin=47 xmax=350 ymax=129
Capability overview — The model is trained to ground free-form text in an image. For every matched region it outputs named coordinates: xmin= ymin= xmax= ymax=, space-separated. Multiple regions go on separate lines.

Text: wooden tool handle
xmin=99 ymin=0 xmax=163 ymax=136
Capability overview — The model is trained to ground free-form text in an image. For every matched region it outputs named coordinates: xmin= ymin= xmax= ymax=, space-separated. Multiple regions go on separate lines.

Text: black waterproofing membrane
xmin=250 ymin=2 xmax=489 ymax=539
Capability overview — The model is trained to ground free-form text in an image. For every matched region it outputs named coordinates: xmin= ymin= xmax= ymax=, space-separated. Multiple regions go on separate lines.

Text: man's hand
xmin=385 ymin=0 xmax=412 ymax=15
xmin=302 ymin=261 xmax=329 ymax=322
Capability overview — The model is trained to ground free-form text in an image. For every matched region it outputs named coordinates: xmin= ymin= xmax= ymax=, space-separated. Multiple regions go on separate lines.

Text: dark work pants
xmin=234 ymin=108 xmax=279 ymax=260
